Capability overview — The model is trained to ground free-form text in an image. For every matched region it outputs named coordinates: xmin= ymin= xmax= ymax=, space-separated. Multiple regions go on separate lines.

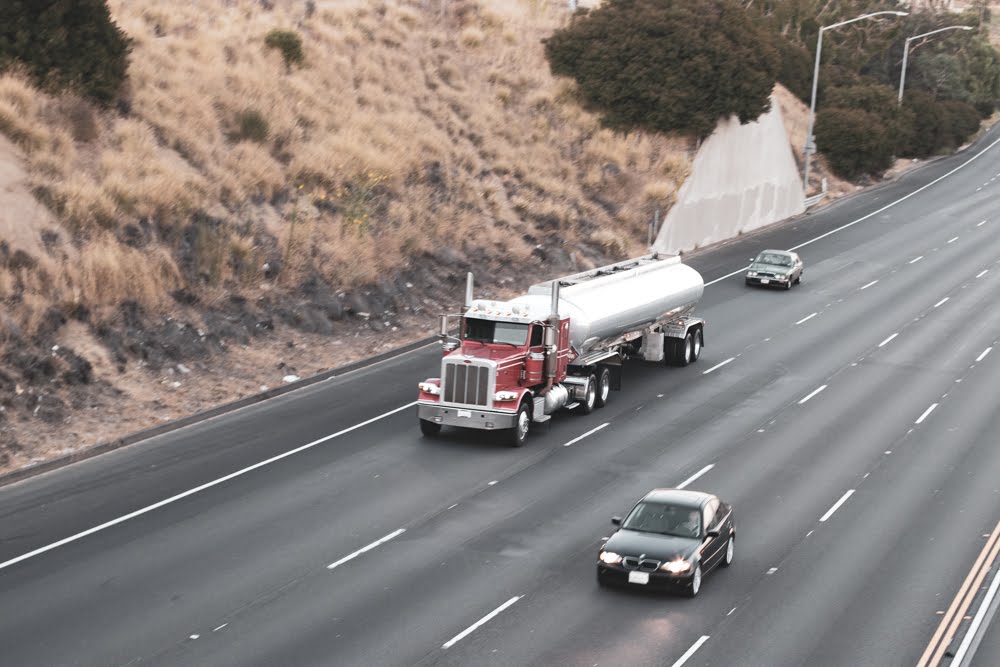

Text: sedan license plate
xmin=628 ymin=571 xmax=649 ymax=585
xmin=457 ymin=409 xmax=472 ymax=418
xmin=760 ymin=278 xmax=770 ymax=284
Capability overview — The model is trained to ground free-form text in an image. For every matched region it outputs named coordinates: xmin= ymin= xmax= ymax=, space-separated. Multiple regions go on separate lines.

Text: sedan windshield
xmin=622 ymin=501 xmax=701 ymax=538
xmin=756 ymin=252 xmax=792 ymax=267
xmin=464 ymin=318 xmax=529 ymax=346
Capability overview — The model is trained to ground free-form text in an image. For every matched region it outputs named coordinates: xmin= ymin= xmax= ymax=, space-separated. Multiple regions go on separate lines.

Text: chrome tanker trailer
xmin=417 ymin=253 xmax=705 ymax=446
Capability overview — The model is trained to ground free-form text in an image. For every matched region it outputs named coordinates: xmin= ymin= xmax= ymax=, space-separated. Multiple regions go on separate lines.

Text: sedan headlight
xmin=747 ymin=271 xmax=758 ymax=277
xmin=599 ymin=551 xmax=623 ymax=565
xmin=494 ymin=390 xmax=519 ymax=402
xmin=661 ymin=558 xmax=691 ymax=573
xmin=418 ymin=382 xmax=441 ymax=395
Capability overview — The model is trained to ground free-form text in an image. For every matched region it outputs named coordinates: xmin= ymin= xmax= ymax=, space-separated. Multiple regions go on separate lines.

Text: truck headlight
xmin=418 ymin=382 xmax=441 ymax=395
xmin=494 ymin=390 xmax=518 ymax=402
xmin=661 ymin=558 xmax=691 ymax=573
xmin=599 ymin=551 xmax=623 ymax=565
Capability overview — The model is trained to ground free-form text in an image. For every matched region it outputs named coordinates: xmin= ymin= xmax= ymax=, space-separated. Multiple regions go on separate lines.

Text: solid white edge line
xmin=977 ymin=269 xmax=989 ymax=278
xmin=563 ymin=423 xmax=609 ymax=447
xmin=976 ymin=347 xmax=992 ymax=363
xmin=0 ymin=401 xmax=419 ymax=572
xmin=442 ymin=596 xmax=522 ymax=649
xmin=819 ymin=489 xmax=856 ymax=522
xmin=798 ymin=384 xmax=827 ymax=405
xmin=861 ymin=280 xmax=879 ymax=290
xmin=796 ymin=312 xmax=818 ymax=325
xmin=934 ymin=297 xmax=950 ymax=308
xmin=672 ymin=635 xmax=711 ymax=667
xmin=950 ymin=558 xmax=1000 ymax=665
xmin=915 ymin=403 xmax=939 ymax=425
xmin=910 ymin=256 xmax=924 ymax=264
xmin=328 ymin=528 xmax=405 ymax=570
xmin=677 ymin=464 xmax=714 ymax=490
xmin=702 ymin=357 xmax=735 ymax=375
xmin=878 ymin=333 xmax=899 ymax=348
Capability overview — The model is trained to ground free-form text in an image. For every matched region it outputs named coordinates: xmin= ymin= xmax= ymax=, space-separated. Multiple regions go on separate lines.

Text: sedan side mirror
xmin=611 ymin=516 xmax=622 ymax=527
xmin=706 ymin=529 xmax=720 ymax=538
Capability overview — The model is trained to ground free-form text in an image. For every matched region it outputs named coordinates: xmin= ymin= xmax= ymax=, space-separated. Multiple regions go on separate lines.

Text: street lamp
xmin=803 ymin=10 xmax=908 ymax=193
xmin=898 ymin=25 xmax=975 ymax=105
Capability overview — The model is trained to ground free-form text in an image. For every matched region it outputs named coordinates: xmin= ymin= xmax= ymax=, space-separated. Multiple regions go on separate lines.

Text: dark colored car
xmin=597 ymin=489 xmax=734 ymax=597
xmin=745 ymin=249 xmax=803 ymax=290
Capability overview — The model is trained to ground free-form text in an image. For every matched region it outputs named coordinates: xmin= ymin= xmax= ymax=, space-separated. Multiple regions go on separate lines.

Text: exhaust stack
xmin=464 ymin=272 xmax=474 ymax=309
xmin=543 ymin=280 xmax=560 ymax=389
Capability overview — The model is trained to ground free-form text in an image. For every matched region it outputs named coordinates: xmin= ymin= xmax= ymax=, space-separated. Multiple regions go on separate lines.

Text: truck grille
xmin=443 ymin=362 xmax=490 ymax=406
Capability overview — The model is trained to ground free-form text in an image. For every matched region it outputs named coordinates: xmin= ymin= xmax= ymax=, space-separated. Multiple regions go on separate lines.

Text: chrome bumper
xmin=417 ymin=403 xmax=519 ymax=430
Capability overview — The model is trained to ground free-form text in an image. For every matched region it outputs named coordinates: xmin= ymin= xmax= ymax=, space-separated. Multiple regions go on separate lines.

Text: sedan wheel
xmin=722 ymin=536 xmax=734 ymax=567
xmin=687 ymin=564 xmax=702 ymax=598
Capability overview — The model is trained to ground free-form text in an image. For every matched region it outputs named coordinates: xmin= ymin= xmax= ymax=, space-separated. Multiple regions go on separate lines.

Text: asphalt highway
xmin=3 ymin=125 xmax=1000 ymax=666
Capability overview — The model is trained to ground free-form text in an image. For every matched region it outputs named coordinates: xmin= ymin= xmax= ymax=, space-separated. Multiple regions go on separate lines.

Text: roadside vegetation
xmin=547 ymin=0 xmax=1000 ymax=182
xmin=0 ymin=0 xmax=694 ymax=468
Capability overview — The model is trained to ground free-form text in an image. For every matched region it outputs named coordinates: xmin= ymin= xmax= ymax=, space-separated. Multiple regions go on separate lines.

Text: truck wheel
xmin=579 ymin=374 xmax=597 ymax=414
xmin=510 ymin=401 xmax=530 ymax=447
xmin=594 ymin=367 xmax=611 ymax=408
xmin=674 ymin=333 xmax=693 ymax=367
xmin=419 ymin=419 xmax=441 ymax=437
xmin=690 ymin=329 xmax=702 ymax=363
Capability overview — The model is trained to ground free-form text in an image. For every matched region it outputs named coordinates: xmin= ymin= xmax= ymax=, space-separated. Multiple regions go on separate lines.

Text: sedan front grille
xmin=443 ymin=362 xmax=490 ymax=406
xmin=623 ymin=557 xmax=661 ymax=572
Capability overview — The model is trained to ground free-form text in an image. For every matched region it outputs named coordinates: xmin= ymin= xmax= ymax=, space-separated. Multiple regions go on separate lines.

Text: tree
xmin=0 ymin=0 xmax=131 ymax=107
xmin=815 ymin=107 xmax=894 ymax=179
xmin=544 ymin=0 xmax=779 ymax=139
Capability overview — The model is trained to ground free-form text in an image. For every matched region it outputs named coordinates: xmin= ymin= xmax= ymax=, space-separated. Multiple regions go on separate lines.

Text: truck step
xmin=565 ymin=402 xmax=580 ymax=410
xmin=532 ymin=414 xmax=551 ymax=423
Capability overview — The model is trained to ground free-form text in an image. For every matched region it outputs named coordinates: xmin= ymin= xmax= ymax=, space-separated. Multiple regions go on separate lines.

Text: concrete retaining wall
xmin=652 ymin=94 xmax=805 ymax=254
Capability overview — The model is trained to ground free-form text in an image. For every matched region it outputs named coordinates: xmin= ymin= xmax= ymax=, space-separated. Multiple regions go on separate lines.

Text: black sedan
xmin=597 ymin=489 xmax=734 ymax=597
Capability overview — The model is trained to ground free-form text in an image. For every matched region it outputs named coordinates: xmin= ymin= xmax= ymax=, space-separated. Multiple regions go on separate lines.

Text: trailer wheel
xmin=672 ymin=333 xmax=694 ymax=367
xmin=510 ymin=401 xmax=530 ymax=447
xmin=579 ymin=374 xmax=598 ymax=414
xmin=690 ymin=328 xmax=703 ymax=362
xmin=595 ymin=367 xmax=611 ymax=408
xmin=419 ymin=419 xmax=441 ymax=437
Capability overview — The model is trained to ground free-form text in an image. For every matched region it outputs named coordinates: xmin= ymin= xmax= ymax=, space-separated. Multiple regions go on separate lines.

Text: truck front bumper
xmin=417 ymin=402 xmax=519 ymax=430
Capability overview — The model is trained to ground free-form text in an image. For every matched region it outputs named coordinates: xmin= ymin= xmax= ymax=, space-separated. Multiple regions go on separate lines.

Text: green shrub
xmin=0 ymin=0 xmax=131 ymax=107
xmin=773 ymin=37 xmax=812 ymax=103
xmin=939 ymin=99 xmax=982 ymax=148
xmin=901 ymin=90 xmax=949 ymax=158
xmin=234 ymin=109 xmax=269 ymax=143
xmin=264 ymin=29 xmax=305 ymax=72
xmin=815 ymin=107 xmax=894 ymax=179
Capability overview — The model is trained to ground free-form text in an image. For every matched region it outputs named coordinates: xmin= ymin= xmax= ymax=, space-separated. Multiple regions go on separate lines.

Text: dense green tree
xmin=544 ymin=0 xmax=779 ymax=139
xmin=0 ymin=0 xmax=130 ymax=107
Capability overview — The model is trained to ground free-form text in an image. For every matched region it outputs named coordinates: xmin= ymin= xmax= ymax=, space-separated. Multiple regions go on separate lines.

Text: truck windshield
xmin=464 ymin=318 xmax=529 ymax=346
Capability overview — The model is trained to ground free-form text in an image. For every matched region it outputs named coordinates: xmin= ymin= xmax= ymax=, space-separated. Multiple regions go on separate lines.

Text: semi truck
xmin=416 ymin=253 xmax=705 ymax=446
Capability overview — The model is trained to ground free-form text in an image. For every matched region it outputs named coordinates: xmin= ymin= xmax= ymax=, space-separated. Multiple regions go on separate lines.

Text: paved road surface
xmin=3 ymin=126 xmax=1000 ymax=666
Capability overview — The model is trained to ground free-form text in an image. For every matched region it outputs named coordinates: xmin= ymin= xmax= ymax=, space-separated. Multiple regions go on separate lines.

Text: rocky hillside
xmin=0 ymin=0 xmax=714 ymax=473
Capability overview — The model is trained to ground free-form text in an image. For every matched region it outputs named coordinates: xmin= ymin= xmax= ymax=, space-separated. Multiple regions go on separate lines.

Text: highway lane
xmin=1 ymin=124 xmax=1000 ymax=665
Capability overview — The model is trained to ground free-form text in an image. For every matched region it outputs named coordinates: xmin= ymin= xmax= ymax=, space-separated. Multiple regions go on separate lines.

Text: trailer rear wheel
xmin=419 ymin=419 xmax=441 ymax=437
xmin=510 ymin=401 xmax=530 ymax=447
xmin=579 ymin=374 xmax=598 ymax=414
xmin=595 ymin=367 xmax=611 ymax=408
xmin=690 ymin=328 xmax=702 ymax=362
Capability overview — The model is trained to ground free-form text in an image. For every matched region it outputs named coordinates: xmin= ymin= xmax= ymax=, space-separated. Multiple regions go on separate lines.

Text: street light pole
xmin=802 ymin=10 xmax=908 ymax=193
xmin=898 ymin=26 xmax=974 ymax=105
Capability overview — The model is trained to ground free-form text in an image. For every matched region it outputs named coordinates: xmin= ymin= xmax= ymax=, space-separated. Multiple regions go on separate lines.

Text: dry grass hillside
xmin=0 ymin=0 xmax=706 ymax=473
